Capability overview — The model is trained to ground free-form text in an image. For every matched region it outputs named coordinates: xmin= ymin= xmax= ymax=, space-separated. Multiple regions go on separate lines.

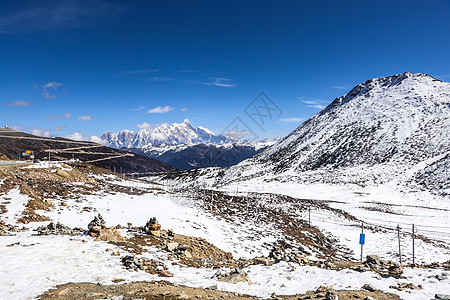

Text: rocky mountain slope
xmin=174 ymin=72 xmax=450 ymax=196
xmin=0 ymin=128 xmax=177 ymax=174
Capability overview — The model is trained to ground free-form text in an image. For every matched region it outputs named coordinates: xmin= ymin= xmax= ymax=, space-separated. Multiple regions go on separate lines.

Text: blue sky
xmin=1 ymin=0 xmax=449 ymax=141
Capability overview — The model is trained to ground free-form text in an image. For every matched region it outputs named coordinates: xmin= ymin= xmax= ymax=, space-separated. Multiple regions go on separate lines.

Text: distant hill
xmin=0 ymin=128 xmax=177 ymax=175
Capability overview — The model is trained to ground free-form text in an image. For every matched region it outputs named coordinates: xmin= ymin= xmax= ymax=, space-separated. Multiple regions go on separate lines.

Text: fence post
xmin=360 ymin=222 xmax=365 ymax=262
xmin=211 ymin=190 xmax=213 ymax=213
xmin=412 ymin=224 xmax=415 ymax=267
xmin=397 ymin=224 xmax=402 ymax=265
xmin=308 ymin=205 xmax=311 ymax=228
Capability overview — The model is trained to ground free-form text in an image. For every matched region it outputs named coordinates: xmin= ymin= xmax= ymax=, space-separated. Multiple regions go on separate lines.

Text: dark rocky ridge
xmin=0 ymin=128 xmax=177 ymax=174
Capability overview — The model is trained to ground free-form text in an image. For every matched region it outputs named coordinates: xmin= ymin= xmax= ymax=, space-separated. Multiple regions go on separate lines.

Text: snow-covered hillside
xmin=193 ymin=72 xmax=449 ymax=197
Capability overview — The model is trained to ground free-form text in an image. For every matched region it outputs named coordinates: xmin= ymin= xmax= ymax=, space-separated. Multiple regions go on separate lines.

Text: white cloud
xmin=78 ymin=115 xmax=93 ymax=121
xmin=331 ymin=85 xmax=350 ymax=91
xmin=136 ymin=122 xmax=153 ymax=129
xmin=147 ymin=77 xmax=174 ymax=82
xmin=65 ymin=132 xmax=106 ymax=145
xmin=116 ymin=69 xmax=159 ymax=77
xmin=65 ymin=132 xmax=83 ymax=140
xmin=203 ymin=78 xmax=235 ymax=88
xmin=300 ymin=99 xmax=327 ymax=110
xmin=280 ymin=117 xmax=305 ymax=123
xmin=31 ymin=128 xmax=51 ymax=137
xmin=180 ymin=108 xmax=187 ymax=112
xmin=37 ymin=81 xmax=63 ymax=99
xmin=227 ymin=130 xmax=251 ymax=137
xmin=30 ymin=126 xmax=66 ymax=137
xmin=0 ymin=0 xmax=125 ymax=34
xmin=4 ymin=100 xmax=31 ymax=107
xmin=129 ymin=106 xmax=145 ymax=111
xmin=146 ymin=105 xmax=174 ymax=114
xmin=47 ymin=112 xmax=71 ymax=121
xmin=12 ymin=125 xmax=24 ymax=131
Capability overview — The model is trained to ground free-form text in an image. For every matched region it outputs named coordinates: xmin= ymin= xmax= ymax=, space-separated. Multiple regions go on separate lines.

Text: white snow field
xmin=1 ymin=231 xmax=449 ymax=300
xmin=0 ymin=169 xmax=448 ymax=299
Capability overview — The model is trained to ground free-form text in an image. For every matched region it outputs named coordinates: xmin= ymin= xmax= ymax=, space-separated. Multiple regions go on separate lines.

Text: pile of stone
xmin=426 ymin=261 xmax=450 ymax=270
xmin=36 ymin=222 xmax=84 ymax=236
xmin=389 ymin=282 xmax=422 ymax=291
xmin=121 ymin=255 xmax=173 ymax=277
xmin=268 ymin=246 xmax=315 ymax=267
xmin=353 ymin=254 xmax=403 ymax=277
xmin=87 ymin=213 xmax=106 ymax=237
xmin=213 ymin=268 xmax=252 ymax=285
xmin=143 ymin=217 xmax=161 ymax=235
xmin=87 ymin=214 xmax=125 ymax=242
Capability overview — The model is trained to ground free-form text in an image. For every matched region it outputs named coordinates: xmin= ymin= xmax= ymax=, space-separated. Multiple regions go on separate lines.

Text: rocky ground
xmin=39 ymin=280 xmax=401 ymax=300
xmin=1 ymin=163 xmax=449 ymax=299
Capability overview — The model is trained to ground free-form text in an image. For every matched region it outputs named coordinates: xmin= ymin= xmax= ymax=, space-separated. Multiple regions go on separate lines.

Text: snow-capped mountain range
xmin=101 ymin=119 xmax=232 ymax=149
xmin=101 ymin=119 xmax=276 ymax=170
xmin=170 ymin=72 xmax=450 ymax=197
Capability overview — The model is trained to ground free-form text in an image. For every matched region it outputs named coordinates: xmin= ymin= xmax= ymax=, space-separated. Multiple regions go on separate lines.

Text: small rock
xmin=183 ymin=250 xmax=192 ymax=258
xmin=435 ymin=295 xmax=450 ymax=300
xmin=166 ymin=242 xmax=179 ymax=251
xmin=361 ymin=284 xmax=377 ymax=292
xmin=111 ymin=250 xmax=120 ymax=256
xmin=159 ymin=269 xmax=174 ymax=277
xmin=325 ymin=291 xmax=338 ymax=300
xmin=150 ymin=230 xmax=161 ymax=237
xmin=178 ymin=243 xmax=188 ymax=251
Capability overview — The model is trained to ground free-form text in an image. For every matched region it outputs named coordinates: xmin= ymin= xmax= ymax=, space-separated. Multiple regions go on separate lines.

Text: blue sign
xmin=359 ymin=233 xmax=365 ymax=245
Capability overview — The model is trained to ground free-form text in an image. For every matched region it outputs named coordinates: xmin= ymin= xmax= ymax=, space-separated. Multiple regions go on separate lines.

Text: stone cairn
xmin=36 ymin=222 xmax=84 ymax=236
xmin=144 ymin=217 xmax=161 ymax=235
xmin=87 ymin=213 xmax=106 ymax=237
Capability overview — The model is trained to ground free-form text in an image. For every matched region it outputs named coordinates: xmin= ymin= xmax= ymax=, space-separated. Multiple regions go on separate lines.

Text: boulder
xmin=361 ymin=284 xmax=377 ymax=292
xmin=94 ymin=228 xmax=125 ymax=242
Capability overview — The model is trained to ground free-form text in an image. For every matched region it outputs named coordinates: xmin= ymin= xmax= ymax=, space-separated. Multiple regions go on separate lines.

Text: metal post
xmin=397 ymin=224 xmax=402 ymax=265
xmin=361 ymin=222 xmax=364 ymax=262
xmin=48 ymin=147 xmax=51 ymax=167
xmin=211 ymin=190 xmax=213 ymax=213
xmin=308 ymin=205 xmax=311 ymax=228
xmin=412 ymin=224 xmax=415 ymax=267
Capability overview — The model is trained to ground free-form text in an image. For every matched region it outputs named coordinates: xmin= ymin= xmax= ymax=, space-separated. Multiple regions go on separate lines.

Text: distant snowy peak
xmin=101 ymin=120 xmax=235 ymax=149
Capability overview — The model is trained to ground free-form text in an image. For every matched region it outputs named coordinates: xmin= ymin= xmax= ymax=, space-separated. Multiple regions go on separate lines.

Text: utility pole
xmin=397 ymin=224 xmax=402 ymax=265
xmin=412 ymin=224 xmax=415 ymax=267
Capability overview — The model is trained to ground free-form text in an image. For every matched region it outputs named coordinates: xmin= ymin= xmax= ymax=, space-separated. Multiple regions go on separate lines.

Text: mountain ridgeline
xmin=171 ymin=72 xmax=449 ymax=197
xmin=102 ymin=120 xmax=274 ymax=170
